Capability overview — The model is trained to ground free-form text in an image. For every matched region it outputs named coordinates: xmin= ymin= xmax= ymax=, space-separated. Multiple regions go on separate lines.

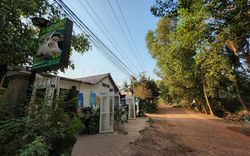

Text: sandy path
xmin=125 ymin=105 xmax=250 ymax=156
xmin=72 ymin=118 xmax=148 ymax=156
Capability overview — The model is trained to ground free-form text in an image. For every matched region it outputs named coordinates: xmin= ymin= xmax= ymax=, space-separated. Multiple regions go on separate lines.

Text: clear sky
xmin=58 ymin=0 xmax=159 ymax=86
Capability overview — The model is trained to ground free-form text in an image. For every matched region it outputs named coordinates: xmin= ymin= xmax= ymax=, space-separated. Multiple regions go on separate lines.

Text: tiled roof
xmin=75 ymin=73 xmax=110 ymax=85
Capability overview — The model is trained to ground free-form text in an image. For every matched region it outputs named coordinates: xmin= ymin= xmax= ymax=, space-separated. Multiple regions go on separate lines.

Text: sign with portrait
xmin=32 ymin=18 xmax=73 ymax=71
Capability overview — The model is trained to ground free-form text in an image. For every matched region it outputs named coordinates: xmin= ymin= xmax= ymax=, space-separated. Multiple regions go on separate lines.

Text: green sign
xmin=33 ymin=18 xmax=73 ymax=71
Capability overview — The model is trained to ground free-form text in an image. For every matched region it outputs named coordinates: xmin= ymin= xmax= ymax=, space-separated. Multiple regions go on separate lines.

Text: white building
xmin=33 ymin=73 xmax=119 ymax=108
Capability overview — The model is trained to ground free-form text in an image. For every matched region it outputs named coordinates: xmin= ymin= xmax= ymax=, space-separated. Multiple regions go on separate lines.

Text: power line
xmin=54 ymin=0 xmax=136 ymax=76
xmin=106 ymin=0 xmax=145 ymax=71
xmin=77 ymin=0 xmax=140 ymax=73
xmin=115 ymin=0 xmax=146 ymax=71
xmin=84 ymin=0 xmax=141 ymax=73
xmin=62 ymin=0 xmax=137 ymax=76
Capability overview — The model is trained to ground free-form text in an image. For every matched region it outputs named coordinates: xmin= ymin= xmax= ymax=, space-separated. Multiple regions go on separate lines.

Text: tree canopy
xmin=147 ymin=0 xmax=250 ymax=114
xmin=0 ymin=0 xmax=90 ymax=69
xmin=132 ymin=74 xmax=160 ymax=101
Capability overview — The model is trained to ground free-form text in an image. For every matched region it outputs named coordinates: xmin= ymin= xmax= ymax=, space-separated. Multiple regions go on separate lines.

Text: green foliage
xmin=0 ymin=0 xmax=50 ymax=65
xmin=237 ymin=73 xmax=250 ymax=100
xmin=150 ymin=0 xmax=194 ymax=17
xmin=139 ymin=100 xmax=158 ymax=113
xmin=210 ymin=100 xmax=227 ymax=117
xmin=156 ymin=80 xmax=171 ymax=103
xmin=0 ymin=94 xmax=83 ymax=155
xmin=18 ymin=136 xmax=50 ymax=156
xmin=71 ymin=33 xmax=91 ymax=54
xmin=67 ymin=116 xmax=85 ymax=135
xmin=150 ymin=0 xmax=178 ymax=17
xmin=0 ymin=118 xmax=25 ymax=155
xmin=148 ymin=0 xmax=250 ymax=115
xmin=195 ymin=42 xmax=235 ymax=97
xmin=0 ymin=0 xmax=90 ymax=69
xmin=114 ymin=104 xmax=128 ymax=124
xmin=133 ymin=73 xmax=160 ymax=101
xmin=79 ymin=107 xmax=100 ymax=134
xmin=146 ymin=5 xmax=206 ymax=104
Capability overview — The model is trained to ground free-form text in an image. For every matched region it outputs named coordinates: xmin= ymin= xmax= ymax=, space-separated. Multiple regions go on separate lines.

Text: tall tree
xmin=146 ymin=2 xmax=206 ymax=105
xmin=147 ymin=0 xmax=248 ymax=114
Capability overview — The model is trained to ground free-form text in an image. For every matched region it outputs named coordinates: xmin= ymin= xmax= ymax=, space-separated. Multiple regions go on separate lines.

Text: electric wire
xmin=54 ymin=0 xmax=136 ymax=76
xmin=106 ymin=0 xmax=145 ymax=71
xmin=55 ymin=0 xmax=132 ymax=75
xmin=77 ymin=0 xmax=139 ymax=73
xmin=115 ymin=0 xmax=146 ymax=71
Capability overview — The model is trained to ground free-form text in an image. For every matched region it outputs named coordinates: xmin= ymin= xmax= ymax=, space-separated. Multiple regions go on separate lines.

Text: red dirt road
xmin=125 ymin=105 xmax=250 ymax=156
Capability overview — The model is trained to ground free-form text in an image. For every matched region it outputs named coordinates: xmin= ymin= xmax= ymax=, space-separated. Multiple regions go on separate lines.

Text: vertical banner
xmin=33 ymin=18 xmax=73 ymax=71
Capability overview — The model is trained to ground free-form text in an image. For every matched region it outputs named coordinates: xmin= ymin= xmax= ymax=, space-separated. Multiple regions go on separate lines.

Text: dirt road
xmin=124 ymin=105 xmax=250 ymax=156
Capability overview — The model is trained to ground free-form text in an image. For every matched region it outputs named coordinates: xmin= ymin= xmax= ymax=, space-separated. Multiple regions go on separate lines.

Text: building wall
xmin=33 ymin=75 xmax=116 ymax=108
xmin=59 ymin=78 xmax=81 ymax=91
xmin=79 ymin=77 xmax=115 ymax=107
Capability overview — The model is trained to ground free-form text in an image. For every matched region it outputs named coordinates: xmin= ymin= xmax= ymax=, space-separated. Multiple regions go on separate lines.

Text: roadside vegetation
xmin=146 ymin=0 xmax=250 ymax=120
xmin=0 ymin=89 xmax=84 ymax=155
xmin=0 ymin=1 xmax=91 ymax=155
xmin=122 ymin=73 xmax=160 ymax=113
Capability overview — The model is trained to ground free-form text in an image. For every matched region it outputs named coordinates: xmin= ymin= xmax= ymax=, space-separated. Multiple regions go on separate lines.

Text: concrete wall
xmin=4 ymin=71 xmax=30 ymax=116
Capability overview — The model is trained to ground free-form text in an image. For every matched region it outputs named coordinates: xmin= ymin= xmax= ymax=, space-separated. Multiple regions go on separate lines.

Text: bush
xmin=67 ymin=116 xmax=85 ymax=135
xmin=139 ymin=100 xmax=158 ymax=113
xmin=18 ymin=136 xmax=50 ymax=156
xmin=0 ymin=118 xmax=25 ymax=155
xmin=79 ymin=107 xmax=100 ymax=134
xmin=0 ymin=94 xmax=82 ymax=156
xmin=210 ymin=100 xmax=227 ymax=117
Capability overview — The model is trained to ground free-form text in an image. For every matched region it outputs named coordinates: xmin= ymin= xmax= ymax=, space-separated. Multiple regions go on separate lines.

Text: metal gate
xmin=126 ymin=96 xmax=136 ymax=119
xmin=99 ymin=92 xmax=119 ymax=133
xmin=31 ymin=76 xmax=59 ymax=105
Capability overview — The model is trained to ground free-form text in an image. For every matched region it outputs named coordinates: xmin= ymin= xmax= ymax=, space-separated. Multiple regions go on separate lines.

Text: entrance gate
xmin=31 ymin=76 xmax=59 ymax=104
xmin=99 ymin=92 xmax=119 ymax=133
xmin=126 ymin=96 xmax=136 ymax=119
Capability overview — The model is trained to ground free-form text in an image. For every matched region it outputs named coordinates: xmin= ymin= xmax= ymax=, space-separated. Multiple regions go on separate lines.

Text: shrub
xmin=211 ymin=100 xmax=227 ymax=117
xmin=79 ymin=107 xmax=100 ymax=134
xmin=67 ymin=116 xmax=85 ymax=135
xmin=0 ymin=118 xmax=25 ymax=155
xmin=18 ymin=136 xmax=50 ymax=156
xmin=0 ymin=94 xmax=82 ymax=155
xmin=139 ymin=100 xmax=158 ymax=113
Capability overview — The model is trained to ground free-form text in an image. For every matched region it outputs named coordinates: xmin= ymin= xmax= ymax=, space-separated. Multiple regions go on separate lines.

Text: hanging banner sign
xmin=32 ymin=18 xmax=73 ymax=71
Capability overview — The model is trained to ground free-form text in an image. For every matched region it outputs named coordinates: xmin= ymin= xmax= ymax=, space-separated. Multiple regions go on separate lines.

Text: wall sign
xmin=32 ymin=18 xmax=73 ymax=71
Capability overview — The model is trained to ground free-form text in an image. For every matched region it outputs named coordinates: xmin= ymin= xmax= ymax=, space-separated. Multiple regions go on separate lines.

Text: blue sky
xmin=58 ymin=0 xmax=159 ymax=86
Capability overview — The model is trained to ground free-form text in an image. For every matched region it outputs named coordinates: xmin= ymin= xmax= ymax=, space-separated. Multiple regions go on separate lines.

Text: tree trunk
xmin=202 ymin=80 xmax=214 ymax=115
xmin=234 ymin=81 xmax=248 ymax=111
xmin=195 ymin=99 xmax=209 ymax=114
xmin=232 ymin=67 xmax=248 ymax=111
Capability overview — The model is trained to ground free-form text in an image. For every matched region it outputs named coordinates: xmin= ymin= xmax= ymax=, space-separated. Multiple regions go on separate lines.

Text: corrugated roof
xmin=75 ymin=73 xmax=119 ymax=92
xmin=75 ymin=73 xmax=110 ymax=85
